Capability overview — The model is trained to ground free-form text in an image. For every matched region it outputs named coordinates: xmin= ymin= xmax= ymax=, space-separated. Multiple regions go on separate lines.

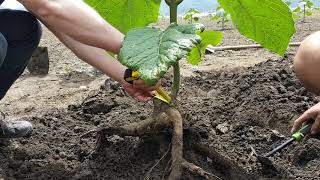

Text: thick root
xmin=81 ymin=115 xmax=171 ymax=152
xmin=166 ymin=108 xmax=183 ymax=180
xmin=82 ymin=99 xmax=220 ymax=180
xmin=97 ymin=116 xmax=170 ymax=137
xmin=194 ymin=144 xmax=248 ymax=179
xmin=181 ymin=159 xmax=221 ymax=180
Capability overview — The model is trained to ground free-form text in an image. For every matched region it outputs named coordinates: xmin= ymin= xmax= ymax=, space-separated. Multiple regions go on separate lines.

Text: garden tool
xmin=124 ymin=69 xmax=172 ymax=104
xmin=251 ymin=119 xmax=314 ymax=167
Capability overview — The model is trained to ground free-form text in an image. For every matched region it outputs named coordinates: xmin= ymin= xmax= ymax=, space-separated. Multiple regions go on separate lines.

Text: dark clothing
xmin=0 ymin=8 xmax=42 ymax=100
xmin=0 ymin=33 xmax=7 ymax=66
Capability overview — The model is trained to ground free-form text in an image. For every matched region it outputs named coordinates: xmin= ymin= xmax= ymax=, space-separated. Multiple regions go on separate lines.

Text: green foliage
xmin=84 ymin=0 xmax=161 ymax=33
xmin=218 ymin=0 xmax=295 ymax=56
xmin=187 ymin=30 xmax=223 ymax=65
xmin=292 ymin=0 xmax=317 ymax=21
xmin=183 ymin=8 xmax=201 ymax=23
xmin=211 ymin=7 xmax=230 ymax=30
xmin=86 ymin=0 xmax=296 ymax=88
xmin=85 ymin=0 xmax=296 ymax=57
xmin=119 ymin=24 xmax=202 ymax=85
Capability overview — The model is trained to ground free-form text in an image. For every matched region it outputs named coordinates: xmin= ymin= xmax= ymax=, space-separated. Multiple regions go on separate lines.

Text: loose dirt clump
xmin=1 ymin=55 xmax=320 ymax=179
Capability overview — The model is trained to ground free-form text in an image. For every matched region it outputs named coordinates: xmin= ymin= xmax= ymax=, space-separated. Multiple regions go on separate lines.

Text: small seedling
xmin=211 ymin=6 xmax=230 ymax=30
xmin=292 ymin=0 xmax=317 ymax=22
xmin=183 ymin=8 xmax=201 ymax=23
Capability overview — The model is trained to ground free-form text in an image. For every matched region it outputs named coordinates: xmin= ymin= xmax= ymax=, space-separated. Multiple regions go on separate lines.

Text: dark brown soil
xmin=1 ymin=54 xmax=319 ymax=180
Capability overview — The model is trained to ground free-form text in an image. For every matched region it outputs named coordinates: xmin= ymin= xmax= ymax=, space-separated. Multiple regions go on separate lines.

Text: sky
xmin=160 ymin=0 xmax=218 ymax=15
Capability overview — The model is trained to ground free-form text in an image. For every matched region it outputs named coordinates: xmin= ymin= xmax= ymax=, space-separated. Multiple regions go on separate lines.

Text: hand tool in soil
xmin=251 ymin=119 xmax=314 ymax=167
xmin=124 ymin=69 xmax=172 ymax=104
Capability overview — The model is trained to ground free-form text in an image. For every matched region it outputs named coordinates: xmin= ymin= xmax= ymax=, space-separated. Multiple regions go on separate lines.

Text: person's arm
xmin=47 ymin=25 xmax=158 ymax=101
xmin=53 ymin=29 xmax=126 ymax=84
xmin=18 ymin=0 xmax=123 ymax=53
xmin=18 ymin=0 xmax=159 ymax=101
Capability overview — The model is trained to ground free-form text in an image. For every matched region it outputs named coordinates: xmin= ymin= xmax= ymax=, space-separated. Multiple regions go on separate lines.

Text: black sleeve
xmin=0 ymin=0 xmax=4 ymax=5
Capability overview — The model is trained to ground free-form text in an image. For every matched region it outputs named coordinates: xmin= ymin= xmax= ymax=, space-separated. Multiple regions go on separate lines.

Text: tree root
xmin=181 ymin=159 xmax=221 ymax=180
xmin=81 ymin=115 xmax=171 ymax=152
xmin=167 ymin=108 xmax=183 ymax=180
xmin=82 ymin=100 xmax=222 ymax=180
xmin=194 ymin=144 xmax=249 ymax=179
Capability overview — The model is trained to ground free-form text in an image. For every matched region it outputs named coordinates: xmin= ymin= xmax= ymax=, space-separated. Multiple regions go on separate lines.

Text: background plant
xmin=211 ymin=6 xmax=230 ymax=30
xmin=183 ymin=8 xmax=201 ymax=23
xmin=292 ymin=0 xmax=318 ymax=21
xmin=84 ymin=0 xmax=296 ymax=179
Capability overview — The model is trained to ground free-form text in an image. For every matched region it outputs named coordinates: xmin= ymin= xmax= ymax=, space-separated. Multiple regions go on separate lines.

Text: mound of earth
xmin=1 ymin=55 xmax=320 ymax=180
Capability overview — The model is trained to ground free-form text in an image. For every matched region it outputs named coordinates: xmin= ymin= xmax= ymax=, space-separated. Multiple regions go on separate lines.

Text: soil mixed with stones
xmin=1 ymin=55 xmax=320 ymax=179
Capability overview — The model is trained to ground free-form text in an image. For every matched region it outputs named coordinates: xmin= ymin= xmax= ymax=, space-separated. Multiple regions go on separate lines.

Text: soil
xmin=0 ymin=12 xmax=320 ymax=180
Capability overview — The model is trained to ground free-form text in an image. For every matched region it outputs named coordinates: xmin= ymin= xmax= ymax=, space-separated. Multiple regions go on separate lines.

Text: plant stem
xmin=169 ymin=3 xmax=178 ymax=23
xmin=166 ymin=0 xmax=181 ymax=98
xmin=303 ymin=5 xmax=306 ymax=22
xmin=222 ymin=17 xmax=225 ymax=30
xmin=171 ymin=63 xmax=180 ymax=98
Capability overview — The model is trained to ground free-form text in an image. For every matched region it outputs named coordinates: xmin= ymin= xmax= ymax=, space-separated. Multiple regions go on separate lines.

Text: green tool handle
xmin=292 ymin=119 xmax=314 ymax=142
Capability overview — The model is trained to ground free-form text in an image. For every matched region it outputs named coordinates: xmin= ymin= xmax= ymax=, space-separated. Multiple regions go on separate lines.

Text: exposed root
xmin=81 ymin=116 xmax=168 ymax=138
xmin=162 ymin=159 xmax=172 ymax=180
xmin=82 ymin=99 xmax=220 ymax=180
xmin=97 ymin=116 xmax=170 ymax=137
xmin=194 ymin=144 xmax=249 ymax=179
xmin=181 ymin=159 xmax=221 ymax=180
xmin=166 ymin=108 xmax=183 ymax=180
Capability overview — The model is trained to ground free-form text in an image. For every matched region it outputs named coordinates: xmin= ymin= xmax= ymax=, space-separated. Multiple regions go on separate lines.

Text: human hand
xmin=121 ymin=80 xmax=160 ymax=102
xmin=291 ymin=102 xmax=320 ymax=135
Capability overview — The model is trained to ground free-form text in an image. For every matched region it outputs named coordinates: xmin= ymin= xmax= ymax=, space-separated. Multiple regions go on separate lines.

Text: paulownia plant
xmin=292 ymin=0 xmax=318 ymax=22
xmin=183 ymin=8 xmax=201 ymax=23
xmin=84 ymin=0 xmax=295 ymax=179
xmin=211 ymin=6 xmax=230 ymax=30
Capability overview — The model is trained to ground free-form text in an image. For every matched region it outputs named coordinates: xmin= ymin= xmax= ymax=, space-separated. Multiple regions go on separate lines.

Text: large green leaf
xmin=119 ymin=24 xmax=202 ymax=85
xmin=218 ymin=0 xmax=296 ymax=56
xmin=187 ymin=30 xmax=223 ymax=65
xmin=85 ymin=0 xmax=161 ymax=33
